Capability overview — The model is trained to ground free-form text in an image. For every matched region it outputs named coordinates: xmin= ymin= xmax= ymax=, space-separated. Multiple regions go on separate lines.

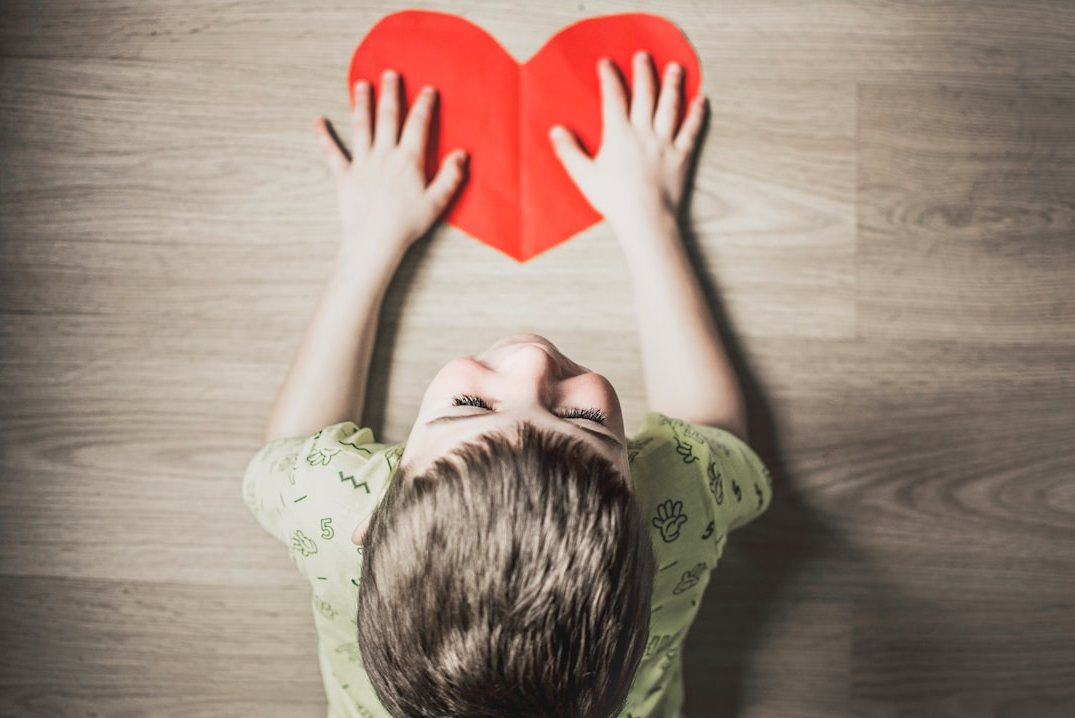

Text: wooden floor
xmin=2 ymin=1 xmax=1073 ymax=716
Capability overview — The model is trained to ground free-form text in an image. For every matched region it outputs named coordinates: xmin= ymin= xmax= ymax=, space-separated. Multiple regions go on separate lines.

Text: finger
xmin=351 ymin=79 xmax=373 ymax=150
xmin=597 ymin=58 xmax=628 ymax=130
xmin=653 ymin=62 xmax=683 ymax=140
xmin=629 ymin=50 xmax=657 ymax=129
xmin=313 ymin=116 xmax=349 ymax=180
xmin=423 ymin=149 xmax=468 ymax=220
xmin=374 ymin=69 xmax=401 ymax=149
xmin=548 ymin=124 xmax=593 ymax=188
xmin=673 ymin=94 xmax=707 ymax=155
xmin=399 ymin=85 xmax=436 ymax=159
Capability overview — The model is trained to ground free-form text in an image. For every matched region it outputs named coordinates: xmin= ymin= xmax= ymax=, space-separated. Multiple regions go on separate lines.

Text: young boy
xmin=244 ymin=51 xmax=771 ymax=718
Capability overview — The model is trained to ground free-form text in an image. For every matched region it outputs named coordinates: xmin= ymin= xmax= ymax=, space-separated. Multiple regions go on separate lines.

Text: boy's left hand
xmin=315 ymin=70 xmax=467 ymax=267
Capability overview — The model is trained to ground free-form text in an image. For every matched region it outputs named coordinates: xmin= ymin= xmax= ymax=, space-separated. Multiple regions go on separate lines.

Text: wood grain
xmin=2 ymin=0 xmax=1074 ymax=716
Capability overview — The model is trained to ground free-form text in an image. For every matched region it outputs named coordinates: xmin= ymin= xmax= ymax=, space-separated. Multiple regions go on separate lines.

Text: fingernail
xmin=667 ymin=62 xmax=682 ymax=75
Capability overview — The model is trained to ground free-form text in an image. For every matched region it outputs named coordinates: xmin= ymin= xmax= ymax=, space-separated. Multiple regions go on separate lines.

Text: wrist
xmin=332 ymin=245 xmax=400 ymax=295
xmin=611 ymin=210 xmax=685 ymax=268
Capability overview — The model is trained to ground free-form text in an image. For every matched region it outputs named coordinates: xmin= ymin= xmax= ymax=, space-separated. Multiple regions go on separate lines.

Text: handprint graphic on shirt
xmin=707 ymin=461 xmax=724 ymax=505
xmin=652 ymin=500 xmax=688 ymax=543
xmin=290 ymin=530 xmax=318 ymax=557
xmin=306 ymin=446 xmax=340 ymax=466
xmin=672 ymin=435 xmax=699 ymax=465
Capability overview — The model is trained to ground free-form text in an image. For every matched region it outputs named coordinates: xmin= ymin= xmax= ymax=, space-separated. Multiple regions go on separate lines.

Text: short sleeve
xmin=629 ymin=413 xmax=771 ymax=539
xmin=680 ymin=419 xmax=772 ymax=532
xmin=241 ymin=422 xmax=401 ymax=546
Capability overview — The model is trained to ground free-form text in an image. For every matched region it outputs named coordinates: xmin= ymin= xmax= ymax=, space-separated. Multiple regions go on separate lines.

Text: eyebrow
xmin=425 ymin=413 xmax=624 ymax=450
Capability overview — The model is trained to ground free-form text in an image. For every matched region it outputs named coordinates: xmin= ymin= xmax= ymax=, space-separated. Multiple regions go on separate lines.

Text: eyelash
xmin=451 ymin=395 xmax=607 ymax=425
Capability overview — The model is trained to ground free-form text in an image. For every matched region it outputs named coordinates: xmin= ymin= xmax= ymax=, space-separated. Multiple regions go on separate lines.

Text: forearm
xmin=263 ymin=250 xmax=394 ymax=442
xmin=260 ymin=72 xmax=463 ymax=443
xmin=618 ymin=213 xmax=747 ymax=439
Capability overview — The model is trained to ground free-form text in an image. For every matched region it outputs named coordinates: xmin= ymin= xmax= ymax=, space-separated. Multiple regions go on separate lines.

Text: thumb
xmin=313 ymin=116 xmax=349 ymax=181
xmin=549 ymin=125 xmax=593 ymax=189
xmin=424 ymin=149 xmax=468 ymax=218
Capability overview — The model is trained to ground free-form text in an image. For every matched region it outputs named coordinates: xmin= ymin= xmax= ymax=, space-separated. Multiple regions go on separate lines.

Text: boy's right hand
xmin=315 ymin=70 xmax=467 ymax=270
xmin=549 ymin=51 xmax=706 ymax=240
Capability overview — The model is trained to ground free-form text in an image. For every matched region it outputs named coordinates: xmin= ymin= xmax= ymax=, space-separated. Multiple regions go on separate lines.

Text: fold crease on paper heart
xmin=348 ymin=11 xmax=701 ymax=261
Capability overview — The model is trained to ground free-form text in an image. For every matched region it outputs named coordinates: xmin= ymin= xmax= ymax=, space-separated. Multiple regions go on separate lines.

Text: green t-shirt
xmin=243 ymin=413 xmax=771 ymax=718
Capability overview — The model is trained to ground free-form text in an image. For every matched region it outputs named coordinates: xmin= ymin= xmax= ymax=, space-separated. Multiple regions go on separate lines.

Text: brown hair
xmin=358 ymin=423 xmax=656 ymax=718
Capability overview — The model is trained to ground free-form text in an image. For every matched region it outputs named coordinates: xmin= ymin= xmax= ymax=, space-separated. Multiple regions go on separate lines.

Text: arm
xmin=550 ymin=52 xmax=747 ymax=439
xmin=263 ymin=70 xmax=466 ymax=442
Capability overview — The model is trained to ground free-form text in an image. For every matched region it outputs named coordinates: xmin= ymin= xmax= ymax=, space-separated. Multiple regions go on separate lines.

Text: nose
xmin=500 ymin=344 xmax=562 ymax=396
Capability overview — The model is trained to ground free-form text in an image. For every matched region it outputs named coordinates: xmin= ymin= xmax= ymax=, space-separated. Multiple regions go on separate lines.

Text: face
xmin=403 ymin=333 xmax=630 ymax=478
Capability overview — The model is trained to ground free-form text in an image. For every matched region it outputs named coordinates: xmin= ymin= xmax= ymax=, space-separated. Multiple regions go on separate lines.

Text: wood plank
xmin=0 ymin=574 xmax=326 ymax=717
xmin=857 ymin=82 xmax=1075 ymax=343
xmin=3 ymin=0 xmax=1073 ymax=79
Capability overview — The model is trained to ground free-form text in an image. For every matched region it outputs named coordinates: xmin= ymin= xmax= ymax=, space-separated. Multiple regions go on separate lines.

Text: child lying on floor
xmin=244 ymin=51 xmax=770 ymax=718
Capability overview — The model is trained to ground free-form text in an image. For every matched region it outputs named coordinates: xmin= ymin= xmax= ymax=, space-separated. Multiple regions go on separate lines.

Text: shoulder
xmin=242 ymin=422 xmax=403 ymax=545
xmin=628 ymin=412 xmax=772 ymax=531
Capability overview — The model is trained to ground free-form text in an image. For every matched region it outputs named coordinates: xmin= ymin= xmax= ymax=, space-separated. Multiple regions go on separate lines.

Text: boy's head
xmin=357 ymin=335 xmax=655 ymax=718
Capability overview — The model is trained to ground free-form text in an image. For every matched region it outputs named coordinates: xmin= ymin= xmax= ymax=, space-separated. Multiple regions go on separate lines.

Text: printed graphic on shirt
xmin=660 ymin=416 xmax=706 ymax=466
xmin=626 ymin=436 xmax=653 ymax=463
xmin=707 ymin=461 xmax=724 ymax=505
xmin=270 ymin=451 xmax=299 ymax=485
xmin=652 ymin=500 xmax=688 ymax=543
xmin=701 ymin=521 xmax=715 ymax=540
xmin=339 ymin=470 xmax=371 ymax=493
xmin=291 ymin=529 xmax=318 ymax=557
xmin=672 ymin=434 xmax=699 ymax=465
xmin=384 ymin=445 xmax=403 ymax=473
xmin=680 ymin=423 xmax=707 ymax=446
xmin=754 ymin=483 xmax=765 ymax=510
xmin=708 ymin=435 xmax=731 ymax=457
xmin=673 ymin=563 xmax=708 ymax=595
xmin=307 ymin=446 xmax=340 ymax=466
xmin=731 ymin=479 xmax=742 ymax=503
xmin=338 ymin=429 xmax=373 ymax=453
xmin=643 ymin=627 xmax=685 ymax=660
xmin=336 ymin=641 xmax=362 ymax=663
xmin=313 ymin=595 xmax=338 ymax=620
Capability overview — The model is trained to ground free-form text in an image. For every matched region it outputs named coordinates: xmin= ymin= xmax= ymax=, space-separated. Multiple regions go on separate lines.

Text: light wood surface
xmin=2 ymin=1 xmax=1073 ymax=716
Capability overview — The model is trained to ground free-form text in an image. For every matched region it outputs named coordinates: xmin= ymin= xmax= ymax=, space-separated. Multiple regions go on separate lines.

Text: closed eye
xmin=556 ymin=407 xmax=607 ymax=425
xmin=452 ymin=394 xmax=491 ymax=409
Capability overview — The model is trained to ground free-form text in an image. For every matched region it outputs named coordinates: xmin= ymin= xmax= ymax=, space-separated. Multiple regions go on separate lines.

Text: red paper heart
xmin=348 ymin=11 xmax=701 ymax=262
